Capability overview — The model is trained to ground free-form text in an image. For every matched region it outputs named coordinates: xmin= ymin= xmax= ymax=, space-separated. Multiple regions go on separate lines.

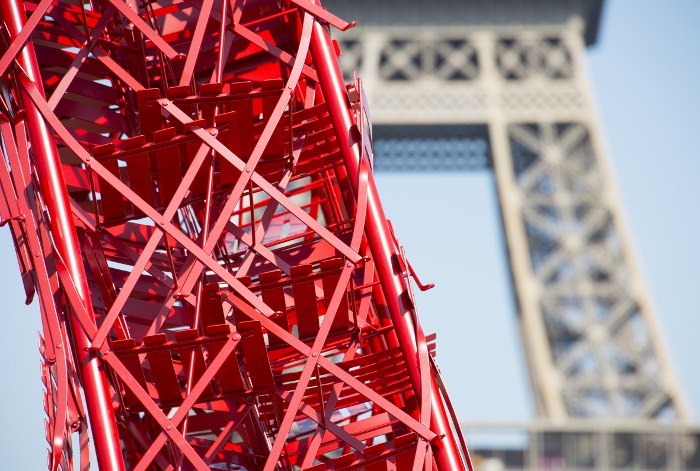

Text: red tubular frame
xmin=0 ymin=0 xmax=471 ymax=469
xmin=308 ymin=17 xmax=467 ymax=471
xmin=1 ymin=1 xmax=126 ymax=469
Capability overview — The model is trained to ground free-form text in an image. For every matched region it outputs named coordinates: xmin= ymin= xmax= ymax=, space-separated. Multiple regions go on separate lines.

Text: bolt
xmin=232 ymin=334 xmax=241 ymax=341
xmin=311 ymin=351 xmax=318 ymax=357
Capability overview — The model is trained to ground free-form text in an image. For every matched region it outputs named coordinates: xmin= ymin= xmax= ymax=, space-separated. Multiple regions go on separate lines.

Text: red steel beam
xmin=308 ymin=15 xmax=468 ymax=471
xmin=0 ymin=1 xmax=126 ymax=469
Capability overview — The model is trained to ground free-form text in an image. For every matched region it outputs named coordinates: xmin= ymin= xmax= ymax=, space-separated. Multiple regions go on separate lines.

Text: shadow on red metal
xmin=0 ymin=0 xmax=472 ymax=469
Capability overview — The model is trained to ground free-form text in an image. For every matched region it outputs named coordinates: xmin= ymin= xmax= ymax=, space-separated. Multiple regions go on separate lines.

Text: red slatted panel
xmin=333 ymin=451 xmax=357 ymax=469
xmin=205 ymin=324 xmax=246 ymax=394
xmin=320 ymin=258 xmax=350 ymax=331
xmin=112 ymin=339 xmax=149 ymax=405
xmin=183 ymin=119 xmax=209 ymax=197
xmin=153 ymin=127 xmax=182 ymax=207
xmin=143 ymin=334 xmax=182 ymax=404
xmin=98 ymin=151 xmax=126 ymax=223
xmin=229 ymin=276 xmax=252 ymax=324
xmin=261 ymin=79 xmax=286 ymax=158
xmin=200 ymin=82 xmax=223 ymax=127
xmin=93 ymin=144 xmax=125 ymax=222
xmin=228 ymin=83 xmax=254 ymax=159
xmin=259 ymin=269 xmax=289 ymax=345
xmin=291 ymin=264 xmax=320 ymax=339
xmin=215 ymin=111 xmax=242 ymax=187
xmin=364 ymin=443 xmax=389 ymax=471
xmin=175 ymin=329 xmax=214 ymax=398
xmin=136 ymin=89 xmax=162 ymax=140
xmin=201 ymin=283 xmax=227 ymax=329
xmin=238 ymin=320 xmax=275 ymax=392
xmin=123 ymin=135 xmax=156 ymax=207
xmin=394 ymin=433 xmax=417 ymax=469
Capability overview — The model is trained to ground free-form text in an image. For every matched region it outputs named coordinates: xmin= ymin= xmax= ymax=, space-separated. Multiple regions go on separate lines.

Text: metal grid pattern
xmin=0 ymin=1 xmax=470 ymax=469
xmin=507 ymin=122 xmax=678 ymax=419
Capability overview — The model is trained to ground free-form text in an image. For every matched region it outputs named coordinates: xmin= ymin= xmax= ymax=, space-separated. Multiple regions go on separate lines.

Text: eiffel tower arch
xmin=325 ymin=0 xmax=700 ymax=469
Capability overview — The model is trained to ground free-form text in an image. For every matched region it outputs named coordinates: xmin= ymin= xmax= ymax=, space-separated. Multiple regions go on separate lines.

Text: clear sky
xmin=0 ymin=1 xmax=698 ymax=467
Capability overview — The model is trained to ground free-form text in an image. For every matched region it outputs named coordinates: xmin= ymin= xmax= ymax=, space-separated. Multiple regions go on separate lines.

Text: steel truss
xmin=331 ymin=6 xmax=690 ymax=423
xmin=0 ymin=1 xmax=470 ymax=469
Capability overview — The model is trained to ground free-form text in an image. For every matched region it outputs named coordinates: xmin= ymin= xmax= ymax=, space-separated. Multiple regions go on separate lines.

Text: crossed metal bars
xmin=0 ymin=0 xmax=470 ymax=469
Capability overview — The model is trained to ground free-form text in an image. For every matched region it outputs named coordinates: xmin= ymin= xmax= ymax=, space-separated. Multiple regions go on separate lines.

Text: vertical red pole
xmin=308 ymin=19 xmax=467 ymax=471
xmin=1 ymin=2 xmax=126 ymax=469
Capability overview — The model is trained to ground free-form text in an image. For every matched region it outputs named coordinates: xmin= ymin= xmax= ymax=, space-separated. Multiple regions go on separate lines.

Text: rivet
xmin=232 ymin=334 xmax=241 ymax=341
xmin=311 ymin=351 xmax=318 ymax=357
xmin=245 ymin=168 xmax=251 ymax=173
xmin=166 ymin=425 xmax=172 ymax=430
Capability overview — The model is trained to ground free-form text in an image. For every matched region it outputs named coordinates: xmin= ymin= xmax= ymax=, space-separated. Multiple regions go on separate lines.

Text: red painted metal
xmin=0 ymin=0 xmax=471 ymax=469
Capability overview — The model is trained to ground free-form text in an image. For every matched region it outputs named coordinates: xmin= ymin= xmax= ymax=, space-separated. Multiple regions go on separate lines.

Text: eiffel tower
xmin=327 ymin=0 xmax=700 ymax=469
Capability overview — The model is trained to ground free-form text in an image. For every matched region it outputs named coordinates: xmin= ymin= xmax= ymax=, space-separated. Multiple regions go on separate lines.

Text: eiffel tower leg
xmin=482 ymin=24 xmax=690 ymax=421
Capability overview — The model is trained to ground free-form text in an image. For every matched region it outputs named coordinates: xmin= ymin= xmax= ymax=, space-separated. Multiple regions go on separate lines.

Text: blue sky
xmin=0 ymin=1 xmax=698 ymax=466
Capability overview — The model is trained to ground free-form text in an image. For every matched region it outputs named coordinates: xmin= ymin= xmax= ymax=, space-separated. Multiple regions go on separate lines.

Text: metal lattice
xmin=0 ymin=0 xmax=471 ymax=469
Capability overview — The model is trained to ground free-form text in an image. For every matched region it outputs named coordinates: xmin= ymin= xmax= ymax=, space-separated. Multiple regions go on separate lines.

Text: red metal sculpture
xmin=0 ymin=1 xmax=471 ymax=469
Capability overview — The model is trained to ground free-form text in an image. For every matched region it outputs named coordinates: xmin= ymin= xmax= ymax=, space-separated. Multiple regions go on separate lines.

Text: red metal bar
xmin=308 ymin=15 xmax=469 ymax=471
xmin=0 ymin=1 xmax=126 ymax=470
xmin=0 ymin=1 xmax=472 ymax=468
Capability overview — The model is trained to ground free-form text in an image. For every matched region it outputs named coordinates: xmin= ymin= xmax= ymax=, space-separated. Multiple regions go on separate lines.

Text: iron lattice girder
xmin=331 ymin=11 xmax=689 ymax=422
xmin=506 ymin=121 xmax=677 ymax=419
xmin=0 ymin=1 xmax=470 ymax=470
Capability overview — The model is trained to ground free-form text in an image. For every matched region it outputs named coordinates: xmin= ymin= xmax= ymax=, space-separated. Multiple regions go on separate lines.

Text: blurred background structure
xmin=325 ymin=0 xmax=700 ymax=469
xmin=0 ymin=1 xmax=698 ymax=469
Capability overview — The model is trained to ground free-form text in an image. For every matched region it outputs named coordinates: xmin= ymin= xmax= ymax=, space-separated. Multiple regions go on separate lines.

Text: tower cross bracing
xmin=328 ymin=0 xmax=689 ymax=423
